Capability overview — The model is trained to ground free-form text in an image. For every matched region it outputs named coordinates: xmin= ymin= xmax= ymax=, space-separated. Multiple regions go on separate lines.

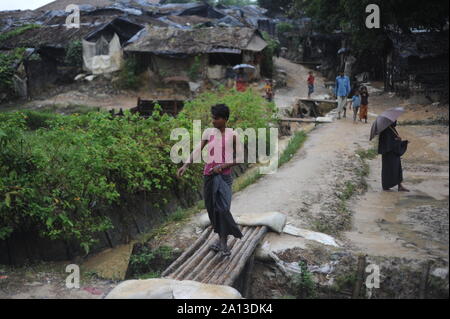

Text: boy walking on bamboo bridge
xmin=177 ymin=104 xmax=243 ymax=257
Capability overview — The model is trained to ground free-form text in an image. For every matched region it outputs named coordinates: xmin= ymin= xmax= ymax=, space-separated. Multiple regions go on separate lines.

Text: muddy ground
xmin=0 ymin=58 xmax=448 ymax=299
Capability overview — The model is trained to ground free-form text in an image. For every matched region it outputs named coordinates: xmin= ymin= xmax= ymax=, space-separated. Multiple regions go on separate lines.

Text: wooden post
xmin=6 ymin=238 xmax=13 ymax=266
xmin=172 ymin=231 xmax=216 ymax=280
xmin=208 ymin=227 xmax=257 ymax=285
xmin=242 ymin=254 xmax=255 ymax=299
xmin=104 ymin=230 xmax=114 ymax=249
xmin=161 ymin=227 xmax=213 ymax=277
xmin=352 ymin=255 xmax=367 ymax=299
xmin=221 ymin=226 xmax=268 ymax=286
xmin=419 ymin=260 xmax=433 ymax=299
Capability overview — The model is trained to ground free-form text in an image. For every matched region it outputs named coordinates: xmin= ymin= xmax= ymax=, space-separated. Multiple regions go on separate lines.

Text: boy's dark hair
xmin=211 ymin=104 xmax=230 ymax=120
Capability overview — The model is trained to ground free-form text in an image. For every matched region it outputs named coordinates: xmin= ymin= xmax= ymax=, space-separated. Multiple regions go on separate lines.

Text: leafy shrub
xmin=188 ymin=55 xmax=202 ymax=81
xmin=64 ymin=41 xmax=83 ymax=68
xmin=0 ymin=88 xmax=277 ymax=253
xmin=21 ymin=111 xmax=59 ymax=130
xmin=129 ymin=245 xmax=176 ymax=276
xmin=0 ymin=48 xmax=26 ymax=98
xmin=0 ymin=24 xmax=41 ymax=43
xmin=115 ymin=57 xmax=141 ymax=90
xmin=292 ymin=261 xmax=317 ymax=299
xmin=277 ymin=22 xmax=294 ymax=34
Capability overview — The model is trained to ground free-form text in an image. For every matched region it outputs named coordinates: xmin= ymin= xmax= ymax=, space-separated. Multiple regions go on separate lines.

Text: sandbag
xmin=105 ymin=279 xmax=242 ymax=299
xmin=197 ymin=211 xmax=287 ymax=233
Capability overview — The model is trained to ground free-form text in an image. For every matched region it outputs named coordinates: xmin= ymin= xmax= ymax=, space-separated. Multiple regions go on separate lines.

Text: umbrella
xmin=337 ymin=48 xmax=349 ymax=55
xmin=233 ymin=64 xmax=255 ymax=70
xmin=370 ymin=107 xmax=405 ymax=141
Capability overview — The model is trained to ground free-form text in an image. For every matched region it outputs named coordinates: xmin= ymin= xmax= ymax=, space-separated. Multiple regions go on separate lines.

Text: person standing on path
xmin=235 ymin=69 xmax=248 ymax=92
xmin=378 ymin=121 xmax=410 ymax=192
xmin=359 ymin=86 xmax=370 ymax=123
xmin=307 ymin=71 xmax=315 ymax=99
xmin=335 ymin=71 xmax=351 ymax=119
xmin=350 ymin=89 xmax=361 ymax=122
xmin=177 ymin=104 xmax=243 ymax=256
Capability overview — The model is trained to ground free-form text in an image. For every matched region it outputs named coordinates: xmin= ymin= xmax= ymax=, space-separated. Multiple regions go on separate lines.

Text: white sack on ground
xmin=105 ymin=278 xmax=242 ymax=299
xmin=283 ymin=224 xmax=339 ymax=247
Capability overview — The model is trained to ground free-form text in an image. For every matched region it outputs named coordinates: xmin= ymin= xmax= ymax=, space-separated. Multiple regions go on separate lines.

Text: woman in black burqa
xmin=378 ymin=121 xmax=410 ymax=192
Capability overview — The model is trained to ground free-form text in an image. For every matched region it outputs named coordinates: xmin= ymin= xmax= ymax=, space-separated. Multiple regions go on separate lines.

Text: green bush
xmin=115 ymin=57 xmax=141 ymax=90
xmin=0 ymin=24 xmax=41 ymax=43
xmin=64 ymin=41 xmax=83 ymax=68
xmin=0 ymin=88 xmax=277 ymax=253
xmin=292 ymin=261 xmax=317 ymax=299
xmin=277 ymin=22 xmax=295 ymax=34
xmin=188 ymin=55 xmax=202 ymax=81
xmin=0 ymin=48 xmax=26 ymax=98
xmin=130 ymin=245 xmax=176 ymax=276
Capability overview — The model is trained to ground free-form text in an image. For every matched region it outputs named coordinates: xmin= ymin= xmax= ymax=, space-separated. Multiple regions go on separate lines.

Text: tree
xmin=257 ymin=0 xmax=293 ymax=15
xmin=293 ymin=0 xmax=449 ymax=33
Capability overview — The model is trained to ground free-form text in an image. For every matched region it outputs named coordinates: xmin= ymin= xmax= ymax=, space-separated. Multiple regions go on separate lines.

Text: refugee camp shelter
xmin=0 ymin=7 xmax=158 ymax=97
xmin=386 ymin=30 xmax=449 ymax=101
xmin=124 ymin=26 xmax=268 ymax=84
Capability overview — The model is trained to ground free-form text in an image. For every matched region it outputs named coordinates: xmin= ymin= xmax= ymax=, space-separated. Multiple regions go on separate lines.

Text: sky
xmin=0 ymin=0 xmax=54 ymax=11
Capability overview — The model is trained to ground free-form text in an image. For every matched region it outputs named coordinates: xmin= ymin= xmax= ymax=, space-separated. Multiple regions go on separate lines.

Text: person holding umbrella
xmin=370 ymin=107 xmax=410 ymax=192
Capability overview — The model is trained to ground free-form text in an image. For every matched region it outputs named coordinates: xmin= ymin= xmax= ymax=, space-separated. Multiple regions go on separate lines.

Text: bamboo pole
xmin=352 ymin=255 xmax=367 ymax=299
xmin=210 ymin=227 xmax=260 ymax=285
xmin=161 ymin=226 xmax=212 ymax=277
xmin=187 ymin=236 xmax=239 ymax=282
xmin=168 ymin=229 xmax=216 ymax=279
xmin=184 ymin=250 xmax=217 ymax=281
xmin=172 ymin=231 xmax=217 ymax=280
xmin=242 ymin=254 xmax=255 ymax=298
xmin=221 ymin=226 xmax=268 ymax=286
xmin=419 ymin=260 xmax=433 ymax=299
xmin=192 ymin=227 xmax=248 ymax=283
xmin=204 ymin=227 xmax=255 ymax=284
xmin=183 ymin=230 xmax=240 ymax=282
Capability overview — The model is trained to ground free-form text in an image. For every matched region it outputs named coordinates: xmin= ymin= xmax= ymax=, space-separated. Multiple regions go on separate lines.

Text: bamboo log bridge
xmin=161 ymin=225 xmax=268 ymax=295
xmin=279 ymin=117 xmax=333 ymax=124
xmin=297 ymin=98 xmax=338 ymax=104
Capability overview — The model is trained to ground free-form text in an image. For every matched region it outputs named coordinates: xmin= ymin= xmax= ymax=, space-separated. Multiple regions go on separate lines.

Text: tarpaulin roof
xmin=0 ymin=10 xmax=42 ymax=32
xmin=84 ymin=17 xmax=145 ymax=44
xmin=0 ymin=24 xmax=98 ymax=49
xmin=124 ymin=26 xmax=267 ymax=55
xmin=35 ymin=0 xmax=114 ymax=11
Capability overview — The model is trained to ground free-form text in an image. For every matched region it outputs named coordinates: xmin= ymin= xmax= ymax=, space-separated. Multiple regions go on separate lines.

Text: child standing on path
xmin=307 ymin=71 xmax=315 ymax=99
xmin=350 ymin=90 xmax=361 ymax=122
xmin=264 ymin=79 xmax=274 ymax=102
xmin=177 ymin=104 xmax=243 ymax=257
xmin=359 ymin=86 xmax=370 ymax=123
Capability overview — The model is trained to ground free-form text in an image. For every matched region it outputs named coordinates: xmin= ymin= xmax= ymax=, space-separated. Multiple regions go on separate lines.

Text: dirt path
xmin=274 ymin=57 xmax=330 ymax=113
xmin=232 ymin=59 xmax=449 ymax=265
